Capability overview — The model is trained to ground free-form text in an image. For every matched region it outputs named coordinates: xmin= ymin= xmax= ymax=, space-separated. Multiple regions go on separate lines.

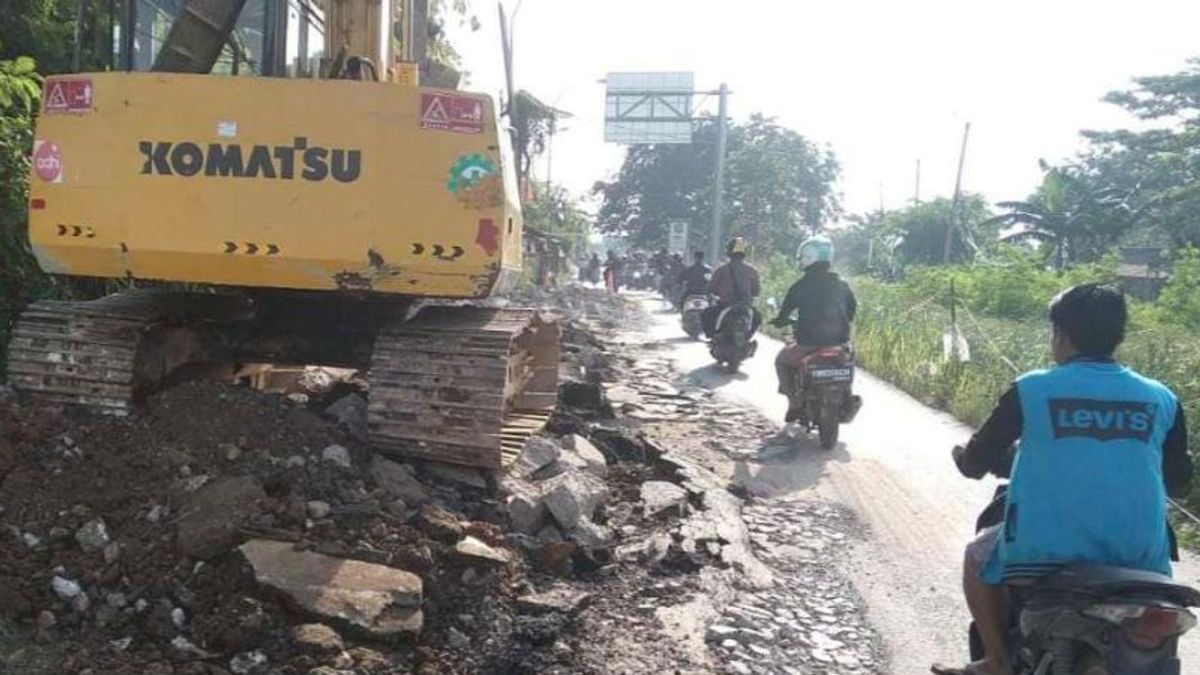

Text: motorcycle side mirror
xmin=766 ymin=297 xmax=778 ymax=310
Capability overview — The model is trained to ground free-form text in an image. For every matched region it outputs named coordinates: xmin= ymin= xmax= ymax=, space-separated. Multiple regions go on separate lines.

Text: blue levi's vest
xmin=981 ymin=358 xmax=1178 ymax=584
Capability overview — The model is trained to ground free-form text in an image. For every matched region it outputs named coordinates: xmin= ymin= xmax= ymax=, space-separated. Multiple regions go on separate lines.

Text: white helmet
xmin=797 ymin=234 xmax=834 ymax=269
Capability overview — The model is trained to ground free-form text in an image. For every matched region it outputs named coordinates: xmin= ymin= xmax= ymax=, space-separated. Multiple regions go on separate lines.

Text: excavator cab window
xmin=284 ymin=0 xmax=326 ymax=77
xmin=107 ymin=0 xmax=323 ymax=77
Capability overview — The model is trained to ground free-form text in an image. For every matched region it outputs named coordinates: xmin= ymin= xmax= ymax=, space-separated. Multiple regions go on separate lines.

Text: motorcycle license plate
xmin=810 ymin=368 xmax=852 ymax=382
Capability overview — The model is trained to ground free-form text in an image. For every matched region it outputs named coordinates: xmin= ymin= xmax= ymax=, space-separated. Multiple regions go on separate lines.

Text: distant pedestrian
xmin=603 ymin=251 xmax=622 ymax=293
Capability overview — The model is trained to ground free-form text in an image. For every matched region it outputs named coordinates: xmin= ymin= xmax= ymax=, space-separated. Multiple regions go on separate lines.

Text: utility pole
xmin=498 ymin=2 xmax=522 ymax=187
xmin=709 ymin=83 xmax=729 ymax=263
xmin=942 ymin=122 xmax=971 ymax=264
xmin=914 ymin=159 xmax=922 ymax=205
xmin=498 ymin=3 xmax=516 ymax=114
xmin=545 ymin=118 xmax=555 ymax=186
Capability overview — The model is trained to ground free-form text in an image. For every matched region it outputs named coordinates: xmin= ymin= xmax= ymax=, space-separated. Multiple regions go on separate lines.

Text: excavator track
xmin=5 ymin=294 xmax=176 ymax=415
xmin=7 ymin=295 xmax=561 ymax=471
xmin=368 ymin=306 xmax=561 ymax=471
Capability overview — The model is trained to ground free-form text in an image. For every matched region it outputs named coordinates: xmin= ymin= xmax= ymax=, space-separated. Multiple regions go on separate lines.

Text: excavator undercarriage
xmin=7 ymin=292 xmax=560 ymax=470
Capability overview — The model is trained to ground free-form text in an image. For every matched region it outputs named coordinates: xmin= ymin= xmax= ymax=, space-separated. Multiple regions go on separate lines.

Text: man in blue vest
xmin=933 ymin=284 xmax=1193 ymax=675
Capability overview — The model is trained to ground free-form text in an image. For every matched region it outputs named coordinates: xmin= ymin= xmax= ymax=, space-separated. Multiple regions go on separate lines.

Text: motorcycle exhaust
xmin=841 ymin=394 xmax=863 ymax=424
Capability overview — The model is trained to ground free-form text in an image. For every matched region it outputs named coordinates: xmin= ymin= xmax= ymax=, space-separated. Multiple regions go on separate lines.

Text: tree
xmin=725 ymin=115 xmax=840 ymax=253
xmin=511 ymin=90 xmax=567 ymax=187
xmin=523 ymin=182 xmax=590 ymax=250
xmin=0 ymin=54 xmax=47 ymax=374
xmin=834 ymin=196 xmax=993 ymax=272
xmin=1077 ymin=58 xmax=1200 ymax=247
xmin=0 ymin=1 xmax=112 ymax=74
xmin=594 ymin=114 xmax=840 ymax=255
xmin=984 ymin=161 xmax=1148 ymax=268
xmin=886 ymin=196 xmax=994 ymax=267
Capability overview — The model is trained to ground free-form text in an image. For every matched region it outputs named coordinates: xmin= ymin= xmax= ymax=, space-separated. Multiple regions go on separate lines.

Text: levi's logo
xmin=1049 ymin=398 xmax=1156 ymax=442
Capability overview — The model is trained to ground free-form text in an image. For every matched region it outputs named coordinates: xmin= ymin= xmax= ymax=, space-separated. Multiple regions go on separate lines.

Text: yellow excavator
xmin=8 ymin=0 xmax=560 ymax=470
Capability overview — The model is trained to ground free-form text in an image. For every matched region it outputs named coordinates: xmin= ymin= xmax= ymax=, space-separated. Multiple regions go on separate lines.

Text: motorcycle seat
xmin=1029 ymin=564 xmax=1200 ymax=607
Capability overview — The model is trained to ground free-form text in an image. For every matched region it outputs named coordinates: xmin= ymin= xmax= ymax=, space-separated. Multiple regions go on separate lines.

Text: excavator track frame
xmin=368 ymin=306 xmax=560 ymax=470
xmin=6 ymin=292 xmax=250 ymax=415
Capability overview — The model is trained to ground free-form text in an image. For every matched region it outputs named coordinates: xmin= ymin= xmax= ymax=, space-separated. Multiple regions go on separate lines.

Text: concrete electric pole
xmin=709 ymin=83 xmax=729 ymax=263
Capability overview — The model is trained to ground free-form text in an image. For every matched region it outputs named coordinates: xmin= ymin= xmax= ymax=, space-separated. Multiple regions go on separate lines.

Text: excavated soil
xmin=0 ymin=288 xmax=716 ymax=675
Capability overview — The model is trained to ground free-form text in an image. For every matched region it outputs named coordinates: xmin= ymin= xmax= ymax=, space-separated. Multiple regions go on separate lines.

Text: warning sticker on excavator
xmin=43 ymin=78 xmax=93 ymax=115
xmin=420 ymin=93 xmax=484 ymax=134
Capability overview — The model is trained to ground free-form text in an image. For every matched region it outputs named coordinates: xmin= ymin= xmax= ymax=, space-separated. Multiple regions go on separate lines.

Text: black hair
xmin=693 ymin=250 xmax=705 ymax=261
xmin=1048 ymin=283 xmax=1127 ymax=356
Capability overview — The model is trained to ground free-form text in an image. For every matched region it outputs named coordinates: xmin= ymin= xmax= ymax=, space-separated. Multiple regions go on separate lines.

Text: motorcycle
xmin=958 ymin=446 xmax=1200 ymax=675
xmin=680 ymin=294 xmax=710 ymax=340
xmin=784 ymin=343 xmax=862 ymax=449
xmin=709 ymin=302 xmax=757 ymax=371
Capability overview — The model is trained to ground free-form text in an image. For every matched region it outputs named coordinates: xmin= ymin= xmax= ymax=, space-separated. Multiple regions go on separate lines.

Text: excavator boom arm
xmin=152 ymin=0 xmax=249 ymax=73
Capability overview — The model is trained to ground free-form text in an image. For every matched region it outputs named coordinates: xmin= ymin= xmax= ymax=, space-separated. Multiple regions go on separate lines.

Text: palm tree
xmin=984 ymin=161 xmax=1151 ymax=268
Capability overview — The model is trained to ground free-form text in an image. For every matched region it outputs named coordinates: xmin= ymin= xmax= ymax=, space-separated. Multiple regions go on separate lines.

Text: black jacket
xmin=678 ymin=263 xmax=711 ymax=297
xmin=774 ymin=266 xmax=857 ymax=345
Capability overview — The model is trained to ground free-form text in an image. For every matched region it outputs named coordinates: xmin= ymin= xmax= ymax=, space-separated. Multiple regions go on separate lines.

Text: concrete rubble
xmin=239 ymin=539 xmax=424 ymax=636
xmin=369 ymin=454 xmax=430 ymax=505
xmin=176 ymin=475 xmax=267 ymax=560
xmin=542 ymin=470 xmax=609 ymax=529
xmin=455 ymin=536 xmax=513 ymax=565
xmin=323 ymin=393 xmax=368 ymax=441
xmin=640 ymin=480 xmax=689 ymax=518
xmin=513 ymin=436 xmax=560 ymax=478
xmin=517 ymin=587 xmax=594 ymax=616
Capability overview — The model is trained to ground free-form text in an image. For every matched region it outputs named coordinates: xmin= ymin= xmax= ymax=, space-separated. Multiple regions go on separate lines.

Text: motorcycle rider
xmin=769 ymin=235 xmax=857 ymax=422
xmin=932 ymin=283 xmax=1193 ymax=675
xmin=584 ymin=252 xmax=601 ymax=284
xmin=704 ymin=237 xmax=762 ymax=338
xmin=665 ymin=252 xmax=687 ymax=305
xmin=676 ymin=250 xmax=712 ymax=305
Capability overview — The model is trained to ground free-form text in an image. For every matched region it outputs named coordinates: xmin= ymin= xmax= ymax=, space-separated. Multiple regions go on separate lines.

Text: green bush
xmin=1156 ymin=247 xmax=1200 ymax=332
xmin=0 ymin=55 xmax=47 ymax=378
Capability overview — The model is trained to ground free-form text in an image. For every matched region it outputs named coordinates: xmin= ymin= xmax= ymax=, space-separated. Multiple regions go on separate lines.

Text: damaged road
xmin=0 ymin=286 xmax=880 ymax=675
xmin=573 ymin=300 xmax=885 ymax=675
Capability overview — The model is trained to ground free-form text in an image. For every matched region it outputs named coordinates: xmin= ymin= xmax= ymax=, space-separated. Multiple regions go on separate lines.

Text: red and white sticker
xmin=43 ymin=78 xmax=93 ymax=115
xmin=33 ymin=141 xmax=63 ymax=183
xmin=420 ymin=93 xmax=484 ymax=134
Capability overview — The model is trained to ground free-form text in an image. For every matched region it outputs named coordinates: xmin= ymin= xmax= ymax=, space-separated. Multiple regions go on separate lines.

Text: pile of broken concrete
xmin=0 ymin=379 xmax=627 ymax=675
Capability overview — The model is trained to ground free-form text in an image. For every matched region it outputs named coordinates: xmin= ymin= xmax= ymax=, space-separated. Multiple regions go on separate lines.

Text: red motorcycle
xmin=787 ymin=345 xmax=862 ymax=449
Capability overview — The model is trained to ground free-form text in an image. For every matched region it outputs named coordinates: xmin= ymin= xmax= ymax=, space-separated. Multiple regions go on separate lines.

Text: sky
xmin=448 ymin=0 xmax=1200 ymax=218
